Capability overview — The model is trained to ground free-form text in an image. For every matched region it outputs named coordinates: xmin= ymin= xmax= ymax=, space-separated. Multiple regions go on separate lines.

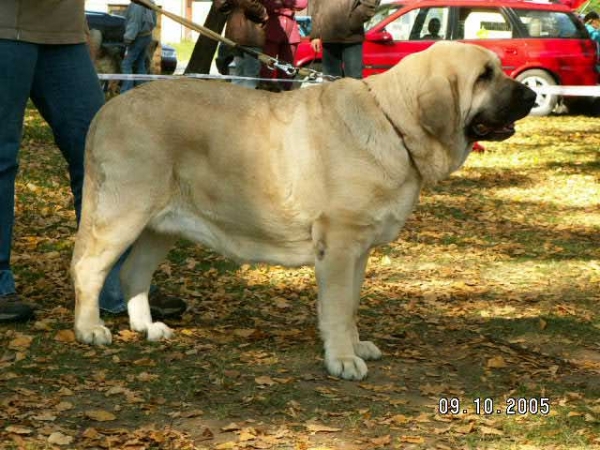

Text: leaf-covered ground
xmin=1 ymin=107 xmax=599 ymax=450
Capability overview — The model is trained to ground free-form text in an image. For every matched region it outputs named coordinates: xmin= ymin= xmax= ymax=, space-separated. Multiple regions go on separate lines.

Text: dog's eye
xmin=477 ymin=65 xmax=494 ymax=83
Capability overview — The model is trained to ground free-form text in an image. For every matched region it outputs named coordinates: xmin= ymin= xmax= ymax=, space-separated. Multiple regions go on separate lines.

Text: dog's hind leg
xmin=72 ymin=218 xmax=147 ymax=345
xmin=120 ymin=228 xmax=176 ymax=341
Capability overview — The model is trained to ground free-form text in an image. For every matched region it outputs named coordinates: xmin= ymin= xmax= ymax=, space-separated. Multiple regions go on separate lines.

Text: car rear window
xmin=457 ymin=8 xmax=514 ymax=39
xmin=511 ymin=9 xmax=587 ymax=38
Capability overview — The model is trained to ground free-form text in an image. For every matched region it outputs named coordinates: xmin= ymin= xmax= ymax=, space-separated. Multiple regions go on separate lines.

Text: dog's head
xmin=413 ymin=41 xmax=536 ymax=142
xmin=368 ymin=41 xmax=536 ymax=184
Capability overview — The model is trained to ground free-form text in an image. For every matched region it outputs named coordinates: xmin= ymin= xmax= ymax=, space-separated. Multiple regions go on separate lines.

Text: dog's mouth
xmin=469 ymin=121 xmax=516 ymax=141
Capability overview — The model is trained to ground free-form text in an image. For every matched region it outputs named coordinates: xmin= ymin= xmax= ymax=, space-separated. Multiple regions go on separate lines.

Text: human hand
xmin=310 ymin=38 xmax=322 ymax=53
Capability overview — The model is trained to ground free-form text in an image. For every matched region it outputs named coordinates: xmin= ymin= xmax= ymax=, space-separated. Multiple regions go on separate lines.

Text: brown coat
xmin=215 ymin=0 xmax=269 ymax=48
xmin=0 ymin=0 xmax=88 ymax=44
xmin=310 ymin=0 xmax=380 ymax=44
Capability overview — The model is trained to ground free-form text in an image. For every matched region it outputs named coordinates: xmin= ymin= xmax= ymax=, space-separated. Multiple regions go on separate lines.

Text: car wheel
xmin=516 ymin=69 xmax=558 ymax=117
xmin=293 ymin=61 xmax=324 ymax=89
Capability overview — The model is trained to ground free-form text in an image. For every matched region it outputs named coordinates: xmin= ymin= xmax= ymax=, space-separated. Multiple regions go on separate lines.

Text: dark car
xmin=85 ymin=10 xmax=177 ymax=75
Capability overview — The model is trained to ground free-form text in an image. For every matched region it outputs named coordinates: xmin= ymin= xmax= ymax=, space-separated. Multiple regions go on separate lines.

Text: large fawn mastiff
xmin=73 ymin=42 xmax=535 ymax=380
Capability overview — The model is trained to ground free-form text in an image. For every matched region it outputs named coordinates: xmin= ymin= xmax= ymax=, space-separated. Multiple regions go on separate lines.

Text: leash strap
xmin=131 ymin=0 xmax=336 ymax=81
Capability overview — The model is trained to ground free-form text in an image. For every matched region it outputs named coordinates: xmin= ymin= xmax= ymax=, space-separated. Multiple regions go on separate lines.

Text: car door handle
xmin=505 ymin=48 xmax=518 ymax=55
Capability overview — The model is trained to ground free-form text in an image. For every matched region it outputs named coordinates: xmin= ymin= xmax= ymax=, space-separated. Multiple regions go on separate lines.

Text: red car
xmin=295 ymin=0 xmax=599 ymax=116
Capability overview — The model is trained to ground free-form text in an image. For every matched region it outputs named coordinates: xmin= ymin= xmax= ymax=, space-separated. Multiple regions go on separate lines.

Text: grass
xmin=168 ymin=39 xmax=196 ymax=66
xmin=0 ymin=108 xmax=599 ymax=449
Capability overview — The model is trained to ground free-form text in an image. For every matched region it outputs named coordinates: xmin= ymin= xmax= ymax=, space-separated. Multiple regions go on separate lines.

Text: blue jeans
xmin=120 ymin=34 xmax=153 ymax=93
xmin=322 ymin=42 xmax=364 ymax=79
xmin=0 ymin=39 xmax=127 ymax=313
xmin=231 ymin=47 xmax=262 ymax=89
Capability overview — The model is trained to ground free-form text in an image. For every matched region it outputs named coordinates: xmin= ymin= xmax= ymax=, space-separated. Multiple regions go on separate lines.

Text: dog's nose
xmin=521 ymin=84 xmax=538 ymax=106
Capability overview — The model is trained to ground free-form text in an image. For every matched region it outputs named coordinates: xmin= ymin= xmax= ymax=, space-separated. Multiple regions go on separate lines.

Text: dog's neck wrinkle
xmin=362 ymin=81 xmax=420 ymax=179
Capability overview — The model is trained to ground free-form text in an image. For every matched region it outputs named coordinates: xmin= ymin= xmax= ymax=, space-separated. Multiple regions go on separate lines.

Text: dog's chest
xmin=371 ymin=188 xmax=420 ymax=246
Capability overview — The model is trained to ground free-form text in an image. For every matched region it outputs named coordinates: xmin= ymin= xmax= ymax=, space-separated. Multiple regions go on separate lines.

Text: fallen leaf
xmin=306 ymin=424 xmax=341 ymax=433
xmin=400 ymin=435 xmax=425 ymax=444
xmin=487 ymin=356 xmax=508 ymax=369
xmin=181 ymin=409 xmax=204 ymax=418
xmin=85 ymin=409 xmax=117 ymax=421
xmin=32 ymin=412 xmax=57 ymax=421
xmin=255 ymin=375 xmax=276 ymax=386
xmin=47 ymin=432 xmax=74 ymax=445
xmin=370 ymin=435 xmax=391 ymax=446
xmin=5 ymin=425 xmax=33 ymax=435
xmin=454 ymin=422 xmax=475 ymax=434
xmin=54 ymin=329 xmax=75 ymax=343
xmin=8 ymin=335 xmax=33 ymax=350
xmin=221 ymin=423 xmax=241 ymax=432
xmin=480 ymin=425 xmax=504 ymax=436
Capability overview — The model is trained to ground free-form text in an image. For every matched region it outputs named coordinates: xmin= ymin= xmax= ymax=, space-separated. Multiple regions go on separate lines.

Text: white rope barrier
xmin=98 ymin=73 xmax=323 ymax=84
xmin=98 ymin=73 xmax=600 ymax=96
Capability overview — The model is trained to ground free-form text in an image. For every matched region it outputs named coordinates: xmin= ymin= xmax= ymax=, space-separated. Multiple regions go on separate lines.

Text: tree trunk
xmin=184 ymin=4 xmax=227 ymax=74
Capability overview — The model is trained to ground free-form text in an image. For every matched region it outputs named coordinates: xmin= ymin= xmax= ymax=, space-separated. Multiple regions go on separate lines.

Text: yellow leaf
xmin=85 ymin=409 xmax=116 ymax=421
xmin=8 ymin=335 xmax=33 ymax=350
xmin=487 ymin=356 xmax=508 ymax=369
xmin=255 ymin=375 xmax=276 ymax=386
xmin=32 ymin=412 xmax=56 ymax=421
xmin=54 ymin=329 xmax=75 ymax=343
xmin=400 ymin=435 xmax=425 ymax=444
xmin=221 ymin=423 xmax=240 ymax=432
xmin=5 ymin=425 xmax=33 ymax=435
xmin=306 ymin=423 xmax=341 ymax=433
xmin=180 ymin=409 xmax=203 ymax=418
xmin=390 ymin=414 xmax=410 ymax=425
xmin=454 ymin=422 xmax=475 ymax=434
xmin=47 ymin=432 xmax=74 ymax=445
xmin=81 ymin=428 xmax=101 ymax=439
xmin=238 ymin=428 xmax=257 ymax=441
xmin=480 ymin=426 xmax=504 ymax=436
xmin=370 ymin=435 xmax=391 ymax=446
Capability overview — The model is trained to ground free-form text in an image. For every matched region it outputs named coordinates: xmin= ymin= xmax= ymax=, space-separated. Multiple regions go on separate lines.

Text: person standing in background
xmin=309 ymin=0 xmax=380 ymax=79
xmin=259 ymin=0 xmax=308 ymax=91
xmin=0 ymin=1 xmax=185 ymax=324
xmin=121 ymin=0 xmax=157 ymax=93
xmin=0 ymin=1 xmax=105 ymax=322
xmin=215 ymin=0 xmax=269 ymax=89
xmin=583 ymin=11 xmax=600 ymax=43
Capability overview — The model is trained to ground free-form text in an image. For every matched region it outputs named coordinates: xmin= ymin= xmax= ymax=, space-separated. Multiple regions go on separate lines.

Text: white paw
xmin=325 ymin=355 xmax=368 ymax=380
xmin=354 ymin=341 xmax=382 ymax=360
xmin=146 ymin=322 xmax=173 ymax=341
xmin=75 ymin=325 xmax=113 ymax=345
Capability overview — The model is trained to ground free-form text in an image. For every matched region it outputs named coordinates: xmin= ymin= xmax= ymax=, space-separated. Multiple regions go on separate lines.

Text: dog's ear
xmin=417 ymin=75 xmax=457 ymax=137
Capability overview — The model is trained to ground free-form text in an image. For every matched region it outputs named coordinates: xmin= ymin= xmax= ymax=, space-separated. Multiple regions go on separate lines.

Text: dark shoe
xmin=149 ymin=291 xmax=186 ymax=319
xmin=0 ymin=294 xmax=35 ymax=323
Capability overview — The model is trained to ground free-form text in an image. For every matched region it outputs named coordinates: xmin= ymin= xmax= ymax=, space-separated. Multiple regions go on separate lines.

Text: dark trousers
xmin=0 ymin=41 xmax=104 ymax=293
xmin=322 ymin=42 xmax=364 ymax=79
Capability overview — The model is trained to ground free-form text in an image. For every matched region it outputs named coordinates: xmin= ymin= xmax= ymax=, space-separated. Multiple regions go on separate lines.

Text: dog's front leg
xmin=313 ymin=221 xmax=374 ymax=380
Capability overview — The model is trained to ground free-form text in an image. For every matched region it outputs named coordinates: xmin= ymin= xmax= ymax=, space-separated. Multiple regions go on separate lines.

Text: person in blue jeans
xmin=120 ymin=0 xmax=157 ymax=93
xmin=0 ymin=1 xmax=184 ymax=323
